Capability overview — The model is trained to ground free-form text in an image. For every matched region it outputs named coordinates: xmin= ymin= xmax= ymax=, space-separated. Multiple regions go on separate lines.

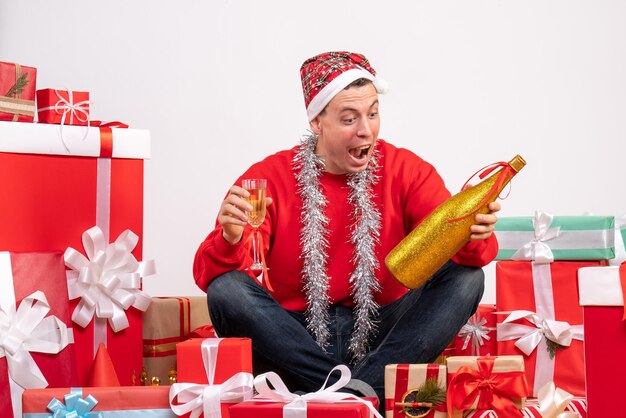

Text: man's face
xmin=310 ymin=83 xmax=380 ymax=175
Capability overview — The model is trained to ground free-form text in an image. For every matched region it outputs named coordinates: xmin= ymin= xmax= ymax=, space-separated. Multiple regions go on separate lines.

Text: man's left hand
xmin=470 ymin=201 xmax=501 ymax=241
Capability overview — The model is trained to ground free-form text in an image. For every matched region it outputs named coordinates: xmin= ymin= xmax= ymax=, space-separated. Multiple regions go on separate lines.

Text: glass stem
xmin=253 ymin=228 xmax=260 ymax=266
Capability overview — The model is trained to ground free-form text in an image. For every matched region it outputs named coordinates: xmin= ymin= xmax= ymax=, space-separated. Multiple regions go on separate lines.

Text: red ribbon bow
xmin=447 ymin=357 xmax=528 ymax=417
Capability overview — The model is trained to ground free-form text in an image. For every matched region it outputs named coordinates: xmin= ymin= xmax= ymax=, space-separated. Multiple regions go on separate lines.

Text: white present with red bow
xmin=578 ymin=264 xmax=626 ymax=417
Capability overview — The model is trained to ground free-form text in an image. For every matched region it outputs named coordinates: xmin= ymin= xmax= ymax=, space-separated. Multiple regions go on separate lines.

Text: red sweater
xmin=194 ymin=140 xmax=498 ymax=311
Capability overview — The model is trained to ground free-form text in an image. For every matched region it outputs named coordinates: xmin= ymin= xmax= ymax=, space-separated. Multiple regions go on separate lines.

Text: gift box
xmin=384 ymin=364 xmax=447 ymax=418
xmin=609 ymin=215 xmax=626 ymax=266
xmin=0 ymin=120 xmax=151 ymax=386
xmin=176 ymin=338 xmax=252 ymax=384
xmin=578 ymin=264 xmax=626 ymax=417
xmin=0 ymin=251 xmax=78 ymax=418
xmin=494 ymin=212 xmax=615 ymax=261
xmin=495 ymin=261 xmax=602 ymax=397
xmin=36 ymin=88 xmax=90 ymax=126
xmin=230 ymin=398 xmax=380 ymax=418
xmin=446 ymin=356 xmax=527 ymax=417
xmin=171 ymin=338 xmax=254 ymax=418
xmin=231 ymin=365 xmax=380 ymax=418
xmin=455 ymin=304 xmax=497 ymax=356
xmin=22 ymin=386 xmax=175 ymax=417
xmin=143 ymin=296 xmax=212 ymax=385
xmin=0 ymin=61 xmax=36 ymax=122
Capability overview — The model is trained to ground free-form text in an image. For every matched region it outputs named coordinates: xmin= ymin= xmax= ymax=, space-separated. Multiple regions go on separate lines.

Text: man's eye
xmin=343 ymin=118 xmax=355 ymax=124
xmin=369 ymin=112 xmax=378 ymax=119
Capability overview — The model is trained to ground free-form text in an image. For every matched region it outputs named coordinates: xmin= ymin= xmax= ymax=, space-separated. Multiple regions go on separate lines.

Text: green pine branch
xmin=546 ymin=339 xmax=567 ymax=359
xmin=5 ymin=72 xmax=29 ymax=97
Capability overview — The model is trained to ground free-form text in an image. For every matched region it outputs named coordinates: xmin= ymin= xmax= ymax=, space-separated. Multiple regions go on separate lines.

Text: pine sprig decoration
xmin=398 ymin=377 xmax=447 ymax=418
xmin=546 ymin=339 xmax=567 ymax=359
xmin=5 ymin=72 xmax=29 ymax=97
xmin=410 ymin=377 xmax=446 ymax=406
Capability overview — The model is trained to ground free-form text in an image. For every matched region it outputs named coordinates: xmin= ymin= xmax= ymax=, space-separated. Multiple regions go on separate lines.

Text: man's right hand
xmin=218 ymin=185 xmax=253 ymax=244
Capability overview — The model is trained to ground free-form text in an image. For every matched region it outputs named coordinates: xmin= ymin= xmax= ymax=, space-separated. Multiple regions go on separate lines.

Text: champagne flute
xmin=242 ymin=178 xmax=267 ymax=271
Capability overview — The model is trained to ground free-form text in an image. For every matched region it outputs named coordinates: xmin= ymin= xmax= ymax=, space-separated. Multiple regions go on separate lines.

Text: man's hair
xmin=318 ymin=78 xmax=374 ymax=116
xmin=346 ymin=77 xmax=373 ymax=89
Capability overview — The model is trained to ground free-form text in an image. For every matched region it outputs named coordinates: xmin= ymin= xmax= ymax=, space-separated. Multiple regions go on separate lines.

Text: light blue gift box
xmin=494 ymin=213 xmax=615 ymax=261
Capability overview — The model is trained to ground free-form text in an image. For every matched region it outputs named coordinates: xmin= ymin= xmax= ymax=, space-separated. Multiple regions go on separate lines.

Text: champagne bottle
xmin=385 ymin=155 xmax=526 ymax=289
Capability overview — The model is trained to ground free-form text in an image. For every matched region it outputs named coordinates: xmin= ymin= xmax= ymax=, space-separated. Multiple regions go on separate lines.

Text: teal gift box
xmin=494 ymin=212 xmax=615 ymax=261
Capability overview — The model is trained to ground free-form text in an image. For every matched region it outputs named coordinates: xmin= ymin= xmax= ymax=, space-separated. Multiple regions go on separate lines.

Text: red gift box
xmin=578 ymin=264 xmax=626 ymax=417
xmin=230 ymin=398 xmax=380 ymax=418
xmin=176 ymin=338 xmax=252 ymax=384
xmin=36 ymin=88 xmax=90 ymax=126
xmin=0 ymin=121 xmax=150 ymax=386
xmin=455 ymin=304 xmax=497 ymax=356
xmin=384 ymin=364 xmax=446 ymax=418
xmin=0 ymin=61 xmax=36 ymax=122
xmin=22 ymin=386 xmax=174 ymax=416
xmin=172 ymin=338 xmax=253 ymax=418
xmin=495 ymin=261 xmax=602 ymax=397
xmin=230 ymin=365 xmax=381 ymax=418
xmin=0 ymin=252 xmax=78 ymax=418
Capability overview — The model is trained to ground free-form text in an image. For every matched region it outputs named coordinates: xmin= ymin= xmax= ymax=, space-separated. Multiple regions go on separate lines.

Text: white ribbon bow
xmin=0 ymin=290 xmax=73 ymax=389
xmin=511 ymin=211 xmax=560 ymax=263
xmin=169 ymin=372 xmax=254 ymax=418
xmin=170 ymin=338 xmax=254 ymax=418
xmin=253 ymin=365 xmax=383 ymax=418
xmin=458 ymin=313 xmax=495 ymax=356
xmin=496 ymin=310 xmax=583 ymax=356
xmin=64 ymin=226 xmax=155 ymax=332
xmin=536 ymin=382 xmax=576 ymax=418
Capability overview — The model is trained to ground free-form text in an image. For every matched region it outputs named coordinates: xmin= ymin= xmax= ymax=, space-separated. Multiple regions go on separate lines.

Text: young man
xmin=194 ymin=51 xmax=500 ymax=403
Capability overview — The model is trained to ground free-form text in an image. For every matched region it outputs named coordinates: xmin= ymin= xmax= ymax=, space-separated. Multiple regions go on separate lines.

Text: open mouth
xmin=349 ymin=145 xmax=371 ymax=160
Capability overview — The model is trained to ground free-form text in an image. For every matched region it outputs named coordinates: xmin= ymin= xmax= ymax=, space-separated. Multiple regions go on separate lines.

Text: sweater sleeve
xmin=193 ymin=155 xmax=280 ymax=292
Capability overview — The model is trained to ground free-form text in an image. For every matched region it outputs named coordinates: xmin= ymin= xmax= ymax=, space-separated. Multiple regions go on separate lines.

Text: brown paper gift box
xmin=142 ymin=296 xmax=211 ymax=384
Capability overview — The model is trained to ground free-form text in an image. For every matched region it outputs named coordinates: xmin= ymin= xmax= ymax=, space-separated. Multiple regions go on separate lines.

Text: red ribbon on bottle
xmin=447 ymin=357 xmax=527 ymax=417
xmin=448 ymin=161 xmax=516 ymax=223
xmin=244 ymin=229 xmax=274 ymax=292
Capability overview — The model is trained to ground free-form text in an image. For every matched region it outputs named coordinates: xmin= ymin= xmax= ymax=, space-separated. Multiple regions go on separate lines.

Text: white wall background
xmin=1 ymin=1 xmax=624 ymax=303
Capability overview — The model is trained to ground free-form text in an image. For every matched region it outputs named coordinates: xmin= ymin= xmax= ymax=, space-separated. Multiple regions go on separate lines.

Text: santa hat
xmin=300 ymin=51 xmax=389 ymax=121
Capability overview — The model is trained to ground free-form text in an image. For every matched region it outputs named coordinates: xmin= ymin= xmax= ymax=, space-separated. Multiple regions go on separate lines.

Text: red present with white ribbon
xmin=36 ymin=88 xmax=90 ymax=126
xmin=384 ymin=364 xmax=446 ymax=418
xmin=495 ymin=261 xmax=602 ymax=397
xmin=578 ymin=264 xmax=626 ymax=417
xmin=170 ymin=338 xmax=254 ymax=418
xmin=455 ymin=304 xmax=497 ymax=356
xmin=0 ymin=252 xmax=77 ymax=418
xmin=0 ymin=120 xmax=150 ymax=386
xmin=230 ymin=365 xmax=381 ymax=418
xmin=176 ymin=338 xmax=252 ymax=387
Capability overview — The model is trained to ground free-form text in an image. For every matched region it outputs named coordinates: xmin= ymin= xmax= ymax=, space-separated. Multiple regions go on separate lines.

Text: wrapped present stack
xmin=491 ymin=210 xmax=620 ymax=415
xmin=0 ymin=60 xmax=159 ymax=417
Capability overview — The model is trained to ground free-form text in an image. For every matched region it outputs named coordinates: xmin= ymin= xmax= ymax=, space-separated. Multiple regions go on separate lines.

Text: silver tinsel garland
xmin=293 ymin=133 xmax=382 ymax=362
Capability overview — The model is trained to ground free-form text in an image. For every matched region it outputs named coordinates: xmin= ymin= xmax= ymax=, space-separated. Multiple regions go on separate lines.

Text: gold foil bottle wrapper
xmin=385 ymin=155 xmax=526 ymax=289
